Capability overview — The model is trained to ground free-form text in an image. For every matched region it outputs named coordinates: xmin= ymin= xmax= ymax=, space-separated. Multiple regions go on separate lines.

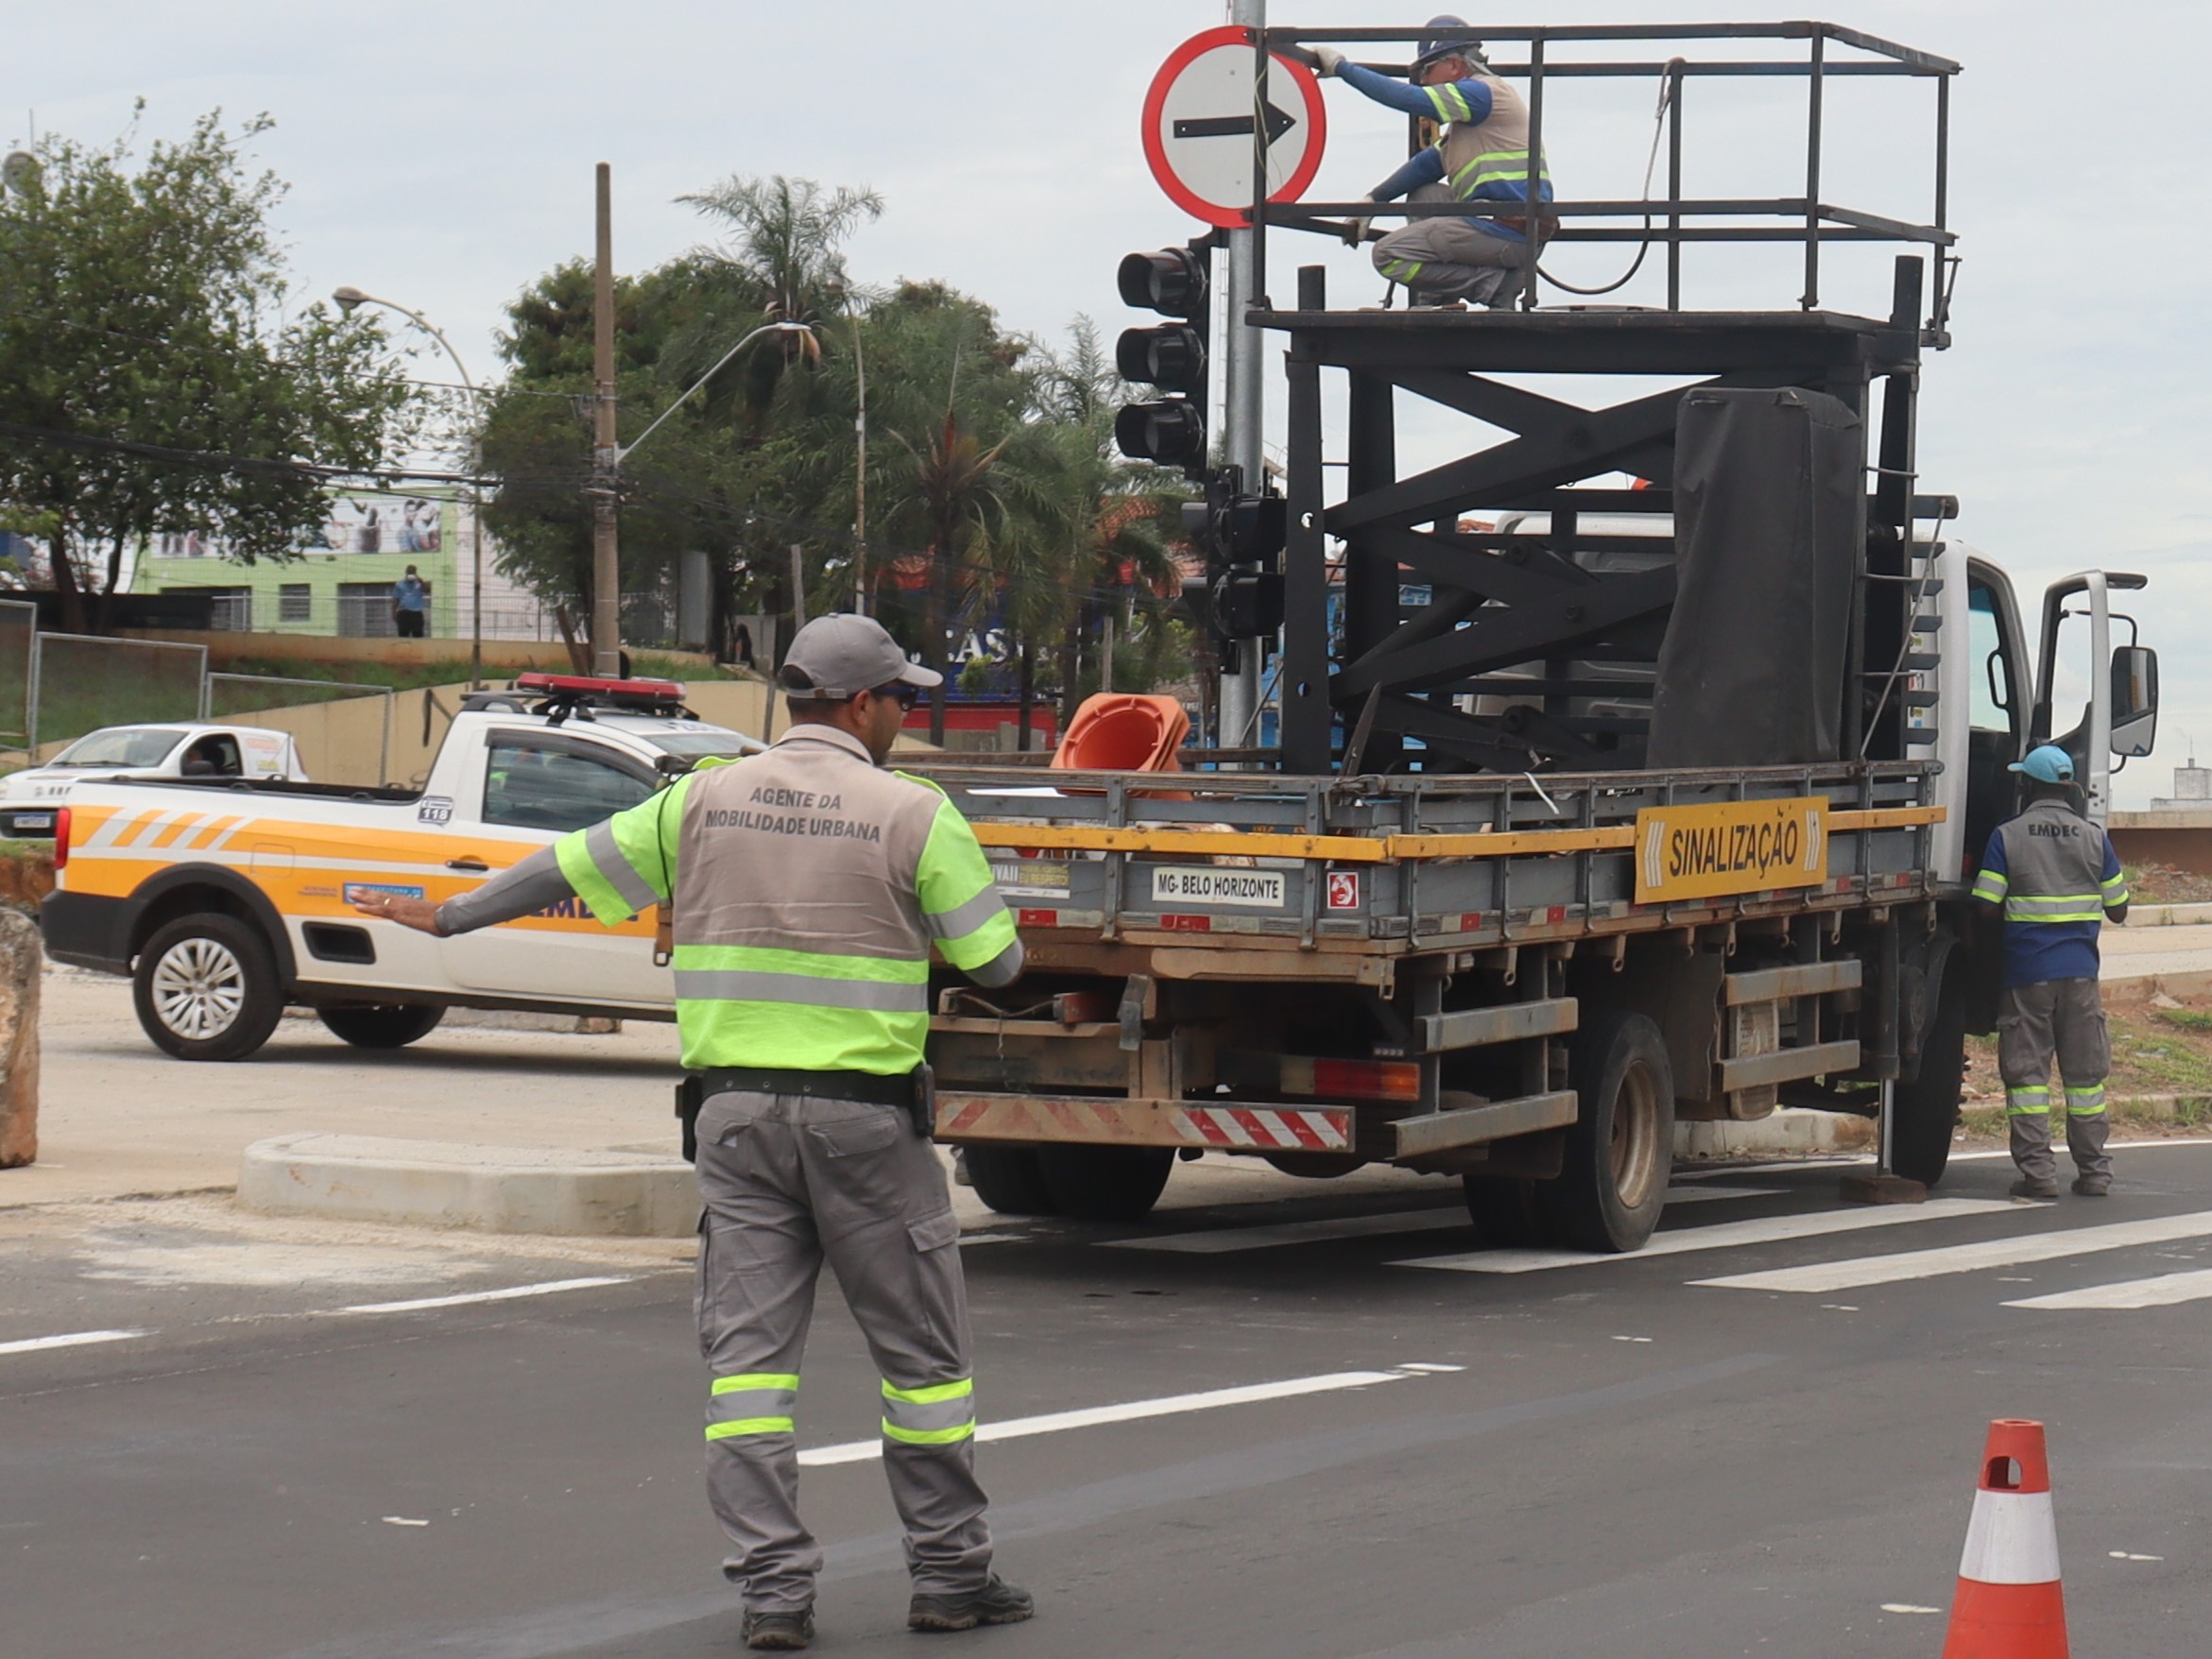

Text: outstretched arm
xmin=352 ymin=844 xmax=579 ymax=937
xmin=1328 ymin=57 xmax=1494 ymax=125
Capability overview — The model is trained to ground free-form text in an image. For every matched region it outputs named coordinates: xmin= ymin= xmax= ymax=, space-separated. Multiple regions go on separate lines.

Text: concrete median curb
xmin=1674 ymin=1107 xmax=1876 ymax=1158
xmin=239 ymin=1133 xmax=695 ymax=1237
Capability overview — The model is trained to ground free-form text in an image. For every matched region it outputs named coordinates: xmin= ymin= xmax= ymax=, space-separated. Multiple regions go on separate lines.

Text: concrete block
xmin=0 ymin=909 xmax=40 ymax=1169
xmin=239 ymin=1133 xmax=694 ymax=1237
xmin=1674 ymin=1106 xmax=1876 ymax=1159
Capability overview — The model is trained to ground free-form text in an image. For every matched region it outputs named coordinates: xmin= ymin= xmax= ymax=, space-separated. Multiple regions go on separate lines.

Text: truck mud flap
xmin=935 ymin=1095 xmax=1352 ymax=1154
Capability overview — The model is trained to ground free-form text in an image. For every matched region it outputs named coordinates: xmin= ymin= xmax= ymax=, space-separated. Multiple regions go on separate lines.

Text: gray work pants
xmin=1371 ymin=181 xmax=1535 ymax=306
xmin=1997 ymin=979 xmax=2113 ymax=1183
xmin=694 ymin=1088 xmax=991 ymax=1612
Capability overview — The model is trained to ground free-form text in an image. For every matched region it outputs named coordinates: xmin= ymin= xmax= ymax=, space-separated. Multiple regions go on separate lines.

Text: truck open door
xmin=2032 ymin=572 xmax=2159 ymax=827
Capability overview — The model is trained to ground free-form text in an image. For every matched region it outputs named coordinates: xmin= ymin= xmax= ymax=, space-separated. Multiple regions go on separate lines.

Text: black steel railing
xmin=1247 ymin=20 xmax=1960 ymax=326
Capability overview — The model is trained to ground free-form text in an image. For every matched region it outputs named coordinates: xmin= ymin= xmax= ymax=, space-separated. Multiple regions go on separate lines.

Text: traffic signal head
xmin=1114 ymin=402 xmax=1208 ymax=470
xmin=1114 ymin=239 xmax=1213 ymax=474
xmin=1118 ymin=248 xmax=1208 ymax=316
xmin=1116 ymin=323 xmax=1206 ymax=393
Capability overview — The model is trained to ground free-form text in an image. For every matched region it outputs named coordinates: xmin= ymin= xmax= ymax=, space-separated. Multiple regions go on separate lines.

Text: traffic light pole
xmin=1218 ymin=0 xmax=1267 ymax=755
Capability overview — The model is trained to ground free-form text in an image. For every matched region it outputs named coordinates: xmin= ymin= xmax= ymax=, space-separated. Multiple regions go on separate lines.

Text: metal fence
xmin=0 ymin=600 xmax=36 ymax=749
xmin=27 ymin=633 xmax=210 ymax=756
xmin=203 ymin=673 xmax=395 ymax=785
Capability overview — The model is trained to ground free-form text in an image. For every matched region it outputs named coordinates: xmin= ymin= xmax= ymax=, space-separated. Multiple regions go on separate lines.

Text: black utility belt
xmin=697 ymin=1066 xmax=917 ymax=1107
xmin=677 ymin=1064 xmax=935 ymax=1161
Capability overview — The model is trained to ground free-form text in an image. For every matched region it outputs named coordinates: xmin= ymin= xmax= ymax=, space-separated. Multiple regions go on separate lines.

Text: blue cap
xmin=2010 ymin=744 xmax=2075 ymax=784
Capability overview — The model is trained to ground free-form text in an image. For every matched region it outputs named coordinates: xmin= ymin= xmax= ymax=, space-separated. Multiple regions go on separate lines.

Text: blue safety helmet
xmin=1414 ymin=14 xmax=1487 ymax=71
xmin=2009 ymin=744 xmax=2076 ymax=784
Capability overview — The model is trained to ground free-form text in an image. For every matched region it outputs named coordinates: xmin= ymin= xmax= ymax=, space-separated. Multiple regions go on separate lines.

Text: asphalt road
xmin=9 ymin=1142 xmax=2212 ymax=1658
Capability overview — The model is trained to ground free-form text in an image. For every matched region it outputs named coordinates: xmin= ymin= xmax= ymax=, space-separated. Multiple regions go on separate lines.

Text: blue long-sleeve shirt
xmin=1333 ymin=59 xmax=1546 ymax=241
xmin=1338 ymin=59 xmax=1494 ymax=127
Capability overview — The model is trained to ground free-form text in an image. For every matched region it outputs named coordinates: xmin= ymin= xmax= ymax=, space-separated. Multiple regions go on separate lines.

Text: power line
xmin=0 ymin=418 xmax=488 ymax=487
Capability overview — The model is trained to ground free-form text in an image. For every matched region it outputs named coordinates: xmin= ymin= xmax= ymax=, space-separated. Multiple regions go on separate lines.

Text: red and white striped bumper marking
xmin=938 ymin=1095 xmax=1352 ymax=1153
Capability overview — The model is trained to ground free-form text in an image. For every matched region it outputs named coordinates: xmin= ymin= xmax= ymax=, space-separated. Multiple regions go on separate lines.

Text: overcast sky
xmin=13 ymin=1 xmax=2209 ymax=803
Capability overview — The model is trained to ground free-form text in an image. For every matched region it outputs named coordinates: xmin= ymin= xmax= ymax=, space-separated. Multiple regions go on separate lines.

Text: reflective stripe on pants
xmin=694 ymin=1088 xmax=991 ymax=1609
xmin=1997 ymin=979 xmax=2114 ymax=1183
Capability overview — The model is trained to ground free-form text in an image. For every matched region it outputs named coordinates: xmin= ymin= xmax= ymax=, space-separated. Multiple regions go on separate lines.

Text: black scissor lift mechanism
xmin=1240 ymin=22 xmax=1962 ymax=776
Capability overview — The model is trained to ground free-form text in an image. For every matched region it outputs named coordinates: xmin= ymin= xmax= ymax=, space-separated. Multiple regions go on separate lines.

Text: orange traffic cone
xmin=1942 ymin=1418 xmax=2069 ymax=1658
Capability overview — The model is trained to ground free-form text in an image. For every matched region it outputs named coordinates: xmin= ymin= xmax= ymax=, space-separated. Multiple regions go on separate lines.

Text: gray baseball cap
xmin=776 ymin=613 xmax=942 ymax=699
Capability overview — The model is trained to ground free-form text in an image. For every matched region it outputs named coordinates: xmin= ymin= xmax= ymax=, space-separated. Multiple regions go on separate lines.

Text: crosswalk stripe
xmin=1394 ymin=1198 xmax=2015 ymax=1274
xmin=1104 ymin=1206 xmax=1467 ymax=1255
xmin=1692 ymin=1209 xmax=2212 ymax=1293
xmin=2004 ymin=1265 xmax=2212 ymax=1310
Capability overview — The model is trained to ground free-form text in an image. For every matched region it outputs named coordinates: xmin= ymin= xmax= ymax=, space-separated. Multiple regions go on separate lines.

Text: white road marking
xmin=798 ymin=1367 xmax=1415 ymax=1468
xmin=333 ymin=1276 xmax=632 ymax=1315
xmin=382 ymin=1516 xmax=431 ymax=1527
xmin=2005 ymin=1265 xmax=2212 ymax=1311
xmin=0 ymin=1328 xmax=147 ymax=1356
xmin=1882 ymin=1603 xmax=1943 ymax=1615
xmin=2109 ymin=1551 xmax=2165 ymax=1562
xmin=1398 ymin=1362 xmax=1464 ymax=1373
xmin=1695 ymin=1210 xmax=2212 ymax=1294
xmin=1395 ymin=1198 xmax=2014 ymax=1274
xmin=1661 ymin=1184 xmax=1786 ymax=1206
xmin=1951 ymin=1139 xmax=2212 ymax=1161
xmin=1102 ymin=1206 xmax=1467 ymax=1254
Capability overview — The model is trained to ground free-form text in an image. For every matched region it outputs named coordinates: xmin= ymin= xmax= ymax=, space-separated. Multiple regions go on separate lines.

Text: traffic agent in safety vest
xmin=1972 ymin=744 xmax=2130 ymax=1200
xmin=352 ymin=612 xmax=1034 ymax=1649
xmin=1312 ymin=15 xmax=1555 ymax=307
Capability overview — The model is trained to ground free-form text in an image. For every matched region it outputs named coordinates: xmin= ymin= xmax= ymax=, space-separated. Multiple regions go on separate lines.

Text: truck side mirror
xmin=2111 ymin=644 xmax=2158 ymax=758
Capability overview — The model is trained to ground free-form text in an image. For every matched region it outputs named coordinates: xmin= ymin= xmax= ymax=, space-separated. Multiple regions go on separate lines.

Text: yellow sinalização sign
xmin=1634 ymin=795 xmax=1828 ymax=905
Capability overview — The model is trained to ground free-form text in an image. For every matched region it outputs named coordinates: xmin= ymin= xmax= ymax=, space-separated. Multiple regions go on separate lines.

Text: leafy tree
xmin=0 ymin=108 xmax=412 ymax=631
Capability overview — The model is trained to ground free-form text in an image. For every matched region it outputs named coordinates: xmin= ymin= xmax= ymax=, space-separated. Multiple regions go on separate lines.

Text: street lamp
xmin=332 ymin=286 xmax=489 ymax=687
xmin=611 ymin=320 xmax=815 ymax=668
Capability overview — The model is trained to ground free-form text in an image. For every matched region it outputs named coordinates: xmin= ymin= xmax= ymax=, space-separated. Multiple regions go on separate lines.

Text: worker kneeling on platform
xmin=1312 ymin=16 xmax=1554 ymax=308
xmin=1972 ymin=744 xmax=2130 ymax=1200
xmin=354 ymin=614 xmax=1033 ymax=1650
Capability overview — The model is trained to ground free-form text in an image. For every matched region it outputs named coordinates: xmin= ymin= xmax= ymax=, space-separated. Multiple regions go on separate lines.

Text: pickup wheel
xmin=961 ymin=1147 xmax=1061 ymax=1217
xmin=133 ymin=915 xmax=285 ymax=1062
xmin=1037 ymin=1145 xmax=1175 ymax=1223
xmin=317 ymin=1003 xmax=446 ymax=1050
xmin=1892 ymin=971 xmax=1965 ymax=1186
xmin=1538 ymin=1009 xmax=1675 ymax=1254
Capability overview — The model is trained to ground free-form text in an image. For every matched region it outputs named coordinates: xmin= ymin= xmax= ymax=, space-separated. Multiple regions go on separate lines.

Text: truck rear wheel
xmin=133 ymin=915 xmax=285 ymax=1062
xmin=1539 ymin=1009 xmax=1675 ymax=1253
xmin=317 ymin=1003 xmax=446 ymax=1050
xmin=962 ymin=1147 xmax=1061 ymax=1217
xmin=1892 ymin=972 xmax=1965 ymax=1186
xmin=1037 ymin=1145 xmax=1175 ymax=1223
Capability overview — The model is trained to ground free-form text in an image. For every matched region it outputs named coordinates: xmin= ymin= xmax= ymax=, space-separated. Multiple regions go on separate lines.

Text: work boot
xmin=2010 ymin=1176 xmax=2060 ymax=1200
xmin=2071 ymin=1174 xmax=2112 ymax=1197
xmin=908 ymin=1577 xmax=1035 ymax=1633
xmin=741 ymin=1607 xmax=814 ymax=1651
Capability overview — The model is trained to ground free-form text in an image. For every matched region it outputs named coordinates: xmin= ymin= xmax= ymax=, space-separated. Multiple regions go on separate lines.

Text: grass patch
xmin=2154 ymin=1008 xmax=2212 ymax=1033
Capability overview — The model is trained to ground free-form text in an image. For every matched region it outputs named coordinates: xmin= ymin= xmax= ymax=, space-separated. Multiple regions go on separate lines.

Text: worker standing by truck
xmin=352 ymin=614 xmax=1034 ymax=1650
xmin=1972 ymin=745 xmax=2131 ymax=1199
xmin=1311 ymin=16 xmax=1554 ymax=308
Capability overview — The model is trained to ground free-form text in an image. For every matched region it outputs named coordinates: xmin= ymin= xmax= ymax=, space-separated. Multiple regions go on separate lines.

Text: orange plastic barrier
xmin=1051 ymin=694 xmax=1190 ymax=775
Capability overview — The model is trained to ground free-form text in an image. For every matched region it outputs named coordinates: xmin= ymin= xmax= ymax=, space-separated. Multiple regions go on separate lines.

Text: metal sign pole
xmin=1218 ymin=0 xmax=1266 ymax=757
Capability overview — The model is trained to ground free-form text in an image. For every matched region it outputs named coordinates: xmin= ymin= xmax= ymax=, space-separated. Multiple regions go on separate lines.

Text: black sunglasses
xmin=872 ymin=683 xmax=923 ymax=710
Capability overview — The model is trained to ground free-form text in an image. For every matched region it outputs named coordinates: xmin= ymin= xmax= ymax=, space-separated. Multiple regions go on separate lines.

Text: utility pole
xmin=590 ymin=162 xmax=621 ymax=676
xmin=1218 ymin=0 xmax=1268 ymax=753
xmin=852 ymin=312 xmax=869 ymax=615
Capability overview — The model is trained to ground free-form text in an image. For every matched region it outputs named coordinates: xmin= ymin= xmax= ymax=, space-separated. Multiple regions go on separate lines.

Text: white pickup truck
xmin=43 ymin=676 xmax=762 ymax=1060
xmin=1 ymin=723 xmax=307 ymax=840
